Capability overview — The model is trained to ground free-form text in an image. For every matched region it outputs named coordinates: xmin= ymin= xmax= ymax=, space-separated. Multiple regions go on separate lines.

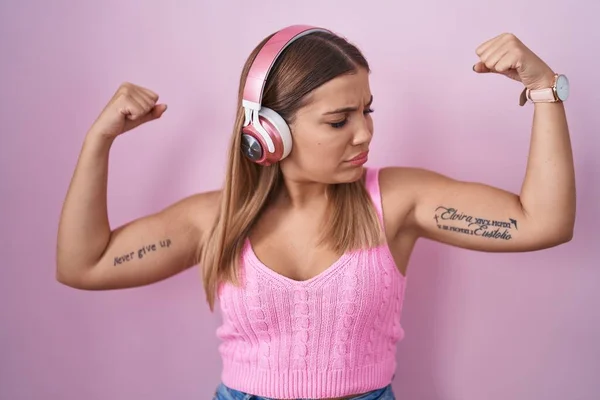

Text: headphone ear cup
xmin=240 ymin=130 xmax=265 ymax=163
xmin=258 ymin=107 xmax=292 ymax=160
xmin=240 ymin=107 xmax=292 ymax=166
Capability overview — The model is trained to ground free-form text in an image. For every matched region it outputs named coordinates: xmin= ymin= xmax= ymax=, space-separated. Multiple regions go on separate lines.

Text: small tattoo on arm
xmin=113 ymin=239 xmax=172 ymax=266
xmin=434 ymin=207 xmax=517 ymax=241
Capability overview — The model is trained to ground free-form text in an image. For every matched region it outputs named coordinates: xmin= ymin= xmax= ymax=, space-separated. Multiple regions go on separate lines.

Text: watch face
xmin=556 ymin=74 xmax=569 ymax=101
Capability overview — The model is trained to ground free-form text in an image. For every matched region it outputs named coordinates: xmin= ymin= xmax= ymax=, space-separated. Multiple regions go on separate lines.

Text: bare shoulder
xmin=378 ymin=166 xmax=450 ymax=236
xmin=379 ymin=166 xmax=454 ymax=201
xmin=379 ymin=166 xmax=450 ymax=189
xmin=378 ymin=167 xmax=419 ymax=237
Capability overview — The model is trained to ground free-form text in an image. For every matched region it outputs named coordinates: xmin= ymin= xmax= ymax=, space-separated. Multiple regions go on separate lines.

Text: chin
xmin=332 ymin=165 xmax=366 ymax=183
xmin=281 ymin=162 xmax=365 ymax=184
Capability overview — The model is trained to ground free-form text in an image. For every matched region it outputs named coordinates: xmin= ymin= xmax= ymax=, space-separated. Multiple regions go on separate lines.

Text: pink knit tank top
xmin=215 ymin=167 xmax=408 ymax=399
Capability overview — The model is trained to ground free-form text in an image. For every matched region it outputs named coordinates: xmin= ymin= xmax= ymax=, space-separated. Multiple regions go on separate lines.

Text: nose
xmin=351 ymin=116 xmax=373 ymax=146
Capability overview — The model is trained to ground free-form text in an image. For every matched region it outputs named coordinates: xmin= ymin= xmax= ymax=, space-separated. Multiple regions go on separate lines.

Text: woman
xmin=56 ymin=25 xmax=575 ymax=400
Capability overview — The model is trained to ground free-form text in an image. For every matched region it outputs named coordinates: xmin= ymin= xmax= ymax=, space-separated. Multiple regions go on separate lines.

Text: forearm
xmin=56 ymin=134 xmax=115 ymax=276
xmin=519 ymin=101 xmax=575 ymax=240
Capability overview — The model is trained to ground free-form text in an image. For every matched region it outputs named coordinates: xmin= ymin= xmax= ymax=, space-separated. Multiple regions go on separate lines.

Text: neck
xmin=274 ymin=176 xmax=330 ymax=210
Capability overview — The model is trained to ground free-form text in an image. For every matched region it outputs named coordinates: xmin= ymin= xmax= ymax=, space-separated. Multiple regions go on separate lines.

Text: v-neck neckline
xmin=243 ymin=237 xmax=356 ymax=286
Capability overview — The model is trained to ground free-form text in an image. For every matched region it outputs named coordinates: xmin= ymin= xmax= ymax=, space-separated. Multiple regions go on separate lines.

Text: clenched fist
xmin=472 ymin=33 xmax=556 ymax=91
xmin=88 ymin=82 xmax=167 ymax=138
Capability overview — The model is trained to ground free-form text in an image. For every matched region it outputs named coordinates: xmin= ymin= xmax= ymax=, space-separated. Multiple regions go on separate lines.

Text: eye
xmin=330 ymin=118 xmax=347 ymax=128
xmin=329 ymin=109 xmax=374 ymax=129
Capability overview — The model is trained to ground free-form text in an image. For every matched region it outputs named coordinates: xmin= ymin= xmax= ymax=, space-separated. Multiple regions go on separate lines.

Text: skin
xmin=249 ymin=68 xmax=375 ymax=280
xmin=56 ymin=32 xmax=575 ymax=399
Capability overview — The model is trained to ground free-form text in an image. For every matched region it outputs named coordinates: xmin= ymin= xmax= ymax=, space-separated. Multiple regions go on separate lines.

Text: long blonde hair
xmin=200 ymin=30 xmax=382 ymax=310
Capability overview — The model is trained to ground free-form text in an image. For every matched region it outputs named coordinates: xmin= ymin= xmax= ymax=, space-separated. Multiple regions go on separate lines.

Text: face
xmin=280 ymin=68 xmax=374 ymax=184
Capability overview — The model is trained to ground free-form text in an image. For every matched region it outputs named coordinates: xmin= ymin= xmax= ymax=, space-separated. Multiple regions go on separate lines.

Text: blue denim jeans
xmin=213 ymin=383 xmax=395 ymax=400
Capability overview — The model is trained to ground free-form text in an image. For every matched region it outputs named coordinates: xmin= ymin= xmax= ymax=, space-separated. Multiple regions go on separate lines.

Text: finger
xmin=482 ymin=45 xmax=510 ymax=72
xmin=480 ymin=34 xmax=512 ymax=62
xmin=151 ymin=103 xmax=167 ymax=119
xmin=132 ymin=91 xmax=155 ymax=112
xmin=473 ymin=61 xmax=492 ymax=73
xmin=133 ymin=86 xmax=154 ymax=102
xmin=494 ymin=52 xmax=519 ymax=74
xmin=121 ymin=97 xmax=147 ymax=120
xmin=474 ymin=33 xmax=513 ymax=73
xmin=134 ymin=104 xmax=168 ymax=125
xmin=138 ymin=87 xmax=159 ymax=103
xmin=475 ymin=33 xmax=506 ymax=57
xmin=121 ymin=104 xmax=167 ymax=133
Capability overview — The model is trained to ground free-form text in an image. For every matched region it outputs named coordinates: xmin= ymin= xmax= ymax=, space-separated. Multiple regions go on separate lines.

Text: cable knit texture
xmin=216 ymin=168 xmax=408 ymax=399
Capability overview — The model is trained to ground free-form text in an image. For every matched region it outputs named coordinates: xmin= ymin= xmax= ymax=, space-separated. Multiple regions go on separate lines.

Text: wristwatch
xmin=519 ymin=74 xmax=569 ymax=106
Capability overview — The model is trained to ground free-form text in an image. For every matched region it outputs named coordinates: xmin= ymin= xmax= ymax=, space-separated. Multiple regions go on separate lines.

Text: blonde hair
xmin=200 ymin=30 xmax=382 ymax=310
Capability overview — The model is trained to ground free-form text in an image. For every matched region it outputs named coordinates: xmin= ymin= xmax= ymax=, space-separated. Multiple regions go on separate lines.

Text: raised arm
xmin=382 ymin=33 xmax=575 ymax=252
xmin=56 ymin=83 xmax=220 ymax=290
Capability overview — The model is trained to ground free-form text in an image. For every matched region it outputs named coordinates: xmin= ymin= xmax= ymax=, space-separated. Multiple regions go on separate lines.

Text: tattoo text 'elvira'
xmin=434 ymin=206 xmax=517 ymax=240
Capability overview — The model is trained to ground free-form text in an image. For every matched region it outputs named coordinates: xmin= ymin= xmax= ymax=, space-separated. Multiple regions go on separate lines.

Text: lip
xmin=347 ymin=151 xmax=369 ymax=165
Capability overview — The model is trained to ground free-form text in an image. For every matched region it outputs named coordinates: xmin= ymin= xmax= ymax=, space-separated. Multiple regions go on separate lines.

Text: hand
xmin=473 ymin=33 xmax=556 ymax=91
xmin=88 ymin=82 xmax=167 ymax=139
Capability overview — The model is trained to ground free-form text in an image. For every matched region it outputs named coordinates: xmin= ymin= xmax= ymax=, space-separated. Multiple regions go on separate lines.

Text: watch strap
xmin=527 ymin=87 xmax=557 ymax=103
xmin=519 ymin=74 xmax=560 ymax=106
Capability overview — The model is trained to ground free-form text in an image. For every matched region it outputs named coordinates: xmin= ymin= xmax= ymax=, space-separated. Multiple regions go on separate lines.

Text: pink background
xmin=1 ymin=0 xmax=599 ymax=399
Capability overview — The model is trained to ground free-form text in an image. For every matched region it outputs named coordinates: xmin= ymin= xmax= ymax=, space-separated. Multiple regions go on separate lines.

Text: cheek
xmin=292 ymin=127 xmax=347 ymax=159
xmin=310 ymin=138 xmax=347 ymax=160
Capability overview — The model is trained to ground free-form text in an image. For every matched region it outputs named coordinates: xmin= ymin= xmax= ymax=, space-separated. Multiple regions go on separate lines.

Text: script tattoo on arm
xmin=433 ymin=206 xmax=517 ymax=241
xmin=113 ymin=239 xmax=172 ymax=266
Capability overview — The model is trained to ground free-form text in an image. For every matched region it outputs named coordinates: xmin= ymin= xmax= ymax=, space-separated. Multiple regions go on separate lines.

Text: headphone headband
xmin=241 ymin=25 xmax=331 ymax=112
xmin=239 ymin=25 xmax=332 ymax=166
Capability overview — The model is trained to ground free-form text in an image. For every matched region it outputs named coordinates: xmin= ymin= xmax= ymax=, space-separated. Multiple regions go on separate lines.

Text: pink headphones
xmin=240 ymin=25 xmax=332 ymax=166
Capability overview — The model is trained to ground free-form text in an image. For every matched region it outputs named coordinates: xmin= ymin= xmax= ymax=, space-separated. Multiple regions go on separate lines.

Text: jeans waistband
xmin=213 ymin=383 xmax=395 ymax=400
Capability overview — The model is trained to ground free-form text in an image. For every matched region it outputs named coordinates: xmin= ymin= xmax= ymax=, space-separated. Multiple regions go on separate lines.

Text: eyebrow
xmin=322 ymin=95 xmax=374 ymax=115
